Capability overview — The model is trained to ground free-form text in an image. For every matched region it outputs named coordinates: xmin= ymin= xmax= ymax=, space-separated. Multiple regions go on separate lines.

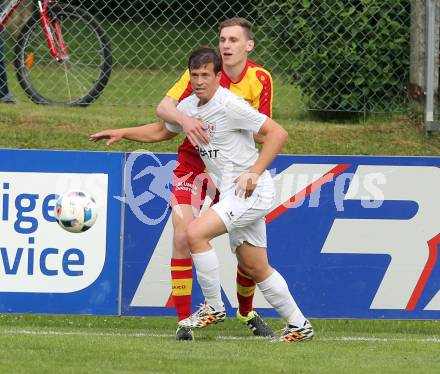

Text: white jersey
xmin=165 ymin=86 xmax=271 ymax=194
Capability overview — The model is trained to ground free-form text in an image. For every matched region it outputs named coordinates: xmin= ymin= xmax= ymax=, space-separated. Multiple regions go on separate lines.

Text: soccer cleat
xmin=178 ymin=303 xmax=226 ymax=329
xmin=0 ymin=93 xmax=17 ymax=104
xmin=279 ymin=319 xmax=314 ymax=342
xmin=236 ymin=310 xmax=274 ymax=337
xmin=175 ymin=326 xmax=194 ymax=341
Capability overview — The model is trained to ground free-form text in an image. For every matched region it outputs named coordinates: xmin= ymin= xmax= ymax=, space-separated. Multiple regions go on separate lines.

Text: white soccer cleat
xmin=178 ymin=303 xmax=226 ymax=329
xmin=279 ymin=319 xmax=314 ymax=342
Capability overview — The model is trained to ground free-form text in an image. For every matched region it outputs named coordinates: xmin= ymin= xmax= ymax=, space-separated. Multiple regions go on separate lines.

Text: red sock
xmin=171 ymin=258 xmax=193 ymax=321
xmin=236 ymin=265 xmax=256 ymax=317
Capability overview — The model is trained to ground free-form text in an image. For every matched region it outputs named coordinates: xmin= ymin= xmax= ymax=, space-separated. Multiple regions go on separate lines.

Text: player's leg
xmin=235 ymin=266 xmax=273 ymax=336
xmin=170 ymin=204 xmax=195 ymax=317
xmin=236 ymin=265 xmax=257 ymax=321
xmin=0 ymin=32 xmax=15 ymax=102
xmin=236 ymin=238 xmax=314 ymax=343
xmin=178 ymin=208 xmax=227 ymax=329
xmin=203 ymin=195 xmax=265 ymax=334
xmin=234 ymin=242 xmax=273 ymax=337
xmin=169 ymin=170 xmax=205 ymax=340
xmin=219 ymin=187 xmax=274 ymax=336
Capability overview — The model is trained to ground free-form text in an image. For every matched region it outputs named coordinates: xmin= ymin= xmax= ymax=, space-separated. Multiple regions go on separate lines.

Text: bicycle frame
xmin=1 ymin=0 xmax=67 ymax=62
xmin=1 ymin=0 xmax=28 ymax=29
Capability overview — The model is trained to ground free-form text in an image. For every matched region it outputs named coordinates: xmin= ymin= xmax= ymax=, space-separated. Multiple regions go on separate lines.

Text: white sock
xmin=257 ymin=270 xmax=306 ymax=327
xmin=191 ymin=248 xmax=224 ymax=310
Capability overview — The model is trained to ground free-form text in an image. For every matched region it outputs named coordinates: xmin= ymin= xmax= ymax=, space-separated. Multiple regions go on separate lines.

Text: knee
xmin=186 ymin=224 xmax=200 ymax=250
xmin=173 ymin=228 xmax=189 ymax=254
xmin=238 ymin=263 xmax=258 ymax=279
xmin=238 ymin=262 xmax=272 ymax=283
xmin=186 ymin=224 xmax=210 ymax=252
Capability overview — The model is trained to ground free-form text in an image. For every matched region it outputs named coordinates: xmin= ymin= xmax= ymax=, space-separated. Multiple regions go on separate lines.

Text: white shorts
xmin=212 ymin=174 xmax=275 ymax=252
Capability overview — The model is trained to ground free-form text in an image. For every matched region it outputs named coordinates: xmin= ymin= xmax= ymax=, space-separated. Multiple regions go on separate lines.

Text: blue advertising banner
xmin=121 ymin=152 xmax=178 ymax=317
xmin=0 ymin=149 xmax=124 ymax=315
xmin=121 ymin=154 xmax=440 ymax=320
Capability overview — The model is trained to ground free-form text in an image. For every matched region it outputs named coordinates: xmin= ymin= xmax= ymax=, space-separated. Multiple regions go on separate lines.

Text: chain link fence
xmin=1 ymin=0 xmax=413 ymax=118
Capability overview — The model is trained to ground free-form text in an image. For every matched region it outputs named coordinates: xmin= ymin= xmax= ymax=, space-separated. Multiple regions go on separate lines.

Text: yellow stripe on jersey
xmin=166 ymin=69 xmax=191 ymax=101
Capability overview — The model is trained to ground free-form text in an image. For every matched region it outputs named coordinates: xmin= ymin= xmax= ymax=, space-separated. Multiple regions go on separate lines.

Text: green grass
xmin=1 ymin=102 xmax=440 ymax=156
xmin=0 ymin=314 xmax=439 ymax=373
xmin=4 ymin=64 xmax=305 ymax=120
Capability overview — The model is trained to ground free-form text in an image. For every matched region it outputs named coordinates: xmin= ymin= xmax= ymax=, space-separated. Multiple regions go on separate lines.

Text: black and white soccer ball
xmin=55 ymin=191 xmax=98 ymax=233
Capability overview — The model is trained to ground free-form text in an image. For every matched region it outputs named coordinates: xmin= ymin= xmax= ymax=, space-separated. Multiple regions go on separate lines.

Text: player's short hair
xmin=188 ymin=47 xmax=222 ymax=74
xmin=218 ymin=17 xmax=254 ymax=40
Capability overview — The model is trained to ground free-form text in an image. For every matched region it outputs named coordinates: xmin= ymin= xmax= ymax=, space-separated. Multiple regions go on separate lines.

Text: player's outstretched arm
xmin=89 ymin=122 xmax=177 ymax=146
xmin=156 ymin=96 xmax=209 ymax=146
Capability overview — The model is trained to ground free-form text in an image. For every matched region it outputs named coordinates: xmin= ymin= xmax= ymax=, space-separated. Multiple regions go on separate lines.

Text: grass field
xmin=4 ymin=64 xmax=305 ymax=120
xmin=1 ymin=92 xmax=440 ymax=373
xmin=0 ymin=314 xmax=439 ymax=373
xmin=1 ymin=102 xmax=440 ymax=156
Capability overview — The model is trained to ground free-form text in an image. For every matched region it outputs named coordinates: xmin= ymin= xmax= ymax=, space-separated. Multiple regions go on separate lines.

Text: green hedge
xmin=258 ymin=0 xmax=410 ymax=113
xmin=72 ymin=0 xmax=255 ymax=24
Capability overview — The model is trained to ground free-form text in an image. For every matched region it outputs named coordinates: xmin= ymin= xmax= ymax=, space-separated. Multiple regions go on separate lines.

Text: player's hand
xmin=89 ymin=129 xmax=124 ymax=146
xmin=180 ymin=116 xmax=209 ymax=147
xmin=234 ymin=172 xmax=259 ymax=198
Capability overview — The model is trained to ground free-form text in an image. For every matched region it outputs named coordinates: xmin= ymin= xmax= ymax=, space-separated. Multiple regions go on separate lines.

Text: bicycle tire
xmin=14 ymin=5 xmax=112 ymax=106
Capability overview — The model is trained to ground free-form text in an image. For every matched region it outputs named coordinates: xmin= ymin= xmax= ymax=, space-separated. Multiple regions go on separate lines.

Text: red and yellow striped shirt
xmin=167 ymin=60 xmax=273 ymax=174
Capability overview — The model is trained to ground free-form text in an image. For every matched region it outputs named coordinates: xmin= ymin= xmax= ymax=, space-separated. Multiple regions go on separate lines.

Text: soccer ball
xmin=55 ymin=191 xmax=98 ymax=233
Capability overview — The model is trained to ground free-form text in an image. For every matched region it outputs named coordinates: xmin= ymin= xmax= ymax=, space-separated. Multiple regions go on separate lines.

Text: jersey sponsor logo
xmin=195 ymin=145 xmax=219 ymax=159
xmin=175 ymin=181 xmax=195 ymax=193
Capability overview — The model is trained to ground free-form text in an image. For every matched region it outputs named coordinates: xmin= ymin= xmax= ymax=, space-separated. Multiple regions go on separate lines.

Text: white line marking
xmin=0 ymin=329 xmax=439 ymax=343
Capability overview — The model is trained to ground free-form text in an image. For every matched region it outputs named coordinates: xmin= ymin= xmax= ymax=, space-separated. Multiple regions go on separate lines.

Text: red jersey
xmin=166 ymin=60 xmax=273 ymax=174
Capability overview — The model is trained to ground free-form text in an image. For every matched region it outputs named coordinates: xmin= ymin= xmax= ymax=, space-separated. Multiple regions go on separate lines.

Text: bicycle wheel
xmin=14 ymin=5 xmax=112 ymax=106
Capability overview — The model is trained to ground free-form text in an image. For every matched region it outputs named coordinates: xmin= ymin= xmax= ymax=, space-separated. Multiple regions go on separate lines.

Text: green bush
xmin=73 ymin=0 xmax=255 ymax=24
xmin=258 ymin=0 xmax=410 ymax=113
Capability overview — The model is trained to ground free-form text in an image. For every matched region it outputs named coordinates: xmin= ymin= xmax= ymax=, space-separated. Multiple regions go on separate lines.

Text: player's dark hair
xmin=218 ymin=17 xmax=254 ymax=40
xmin=188 ymin=47 xmax=222 ymax=74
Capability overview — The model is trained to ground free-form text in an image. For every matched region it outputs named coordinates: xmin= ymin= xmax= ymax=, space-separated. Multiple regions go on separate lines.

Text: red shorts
xmin=170 ymin=168 xmax=219 ymax=210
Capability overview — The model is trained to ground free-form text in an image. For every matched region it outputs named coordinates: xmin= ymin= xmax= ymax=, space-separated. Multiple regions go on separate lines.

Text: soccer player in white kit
xmin=165 ymin=47 xmax=314 ymax=342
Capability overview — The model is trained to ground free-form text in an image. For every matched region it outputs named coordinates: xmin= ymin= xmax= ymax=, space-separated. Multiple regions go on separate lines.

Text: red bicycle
xmin=1 ymin=0 xmax=112 ymax=106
